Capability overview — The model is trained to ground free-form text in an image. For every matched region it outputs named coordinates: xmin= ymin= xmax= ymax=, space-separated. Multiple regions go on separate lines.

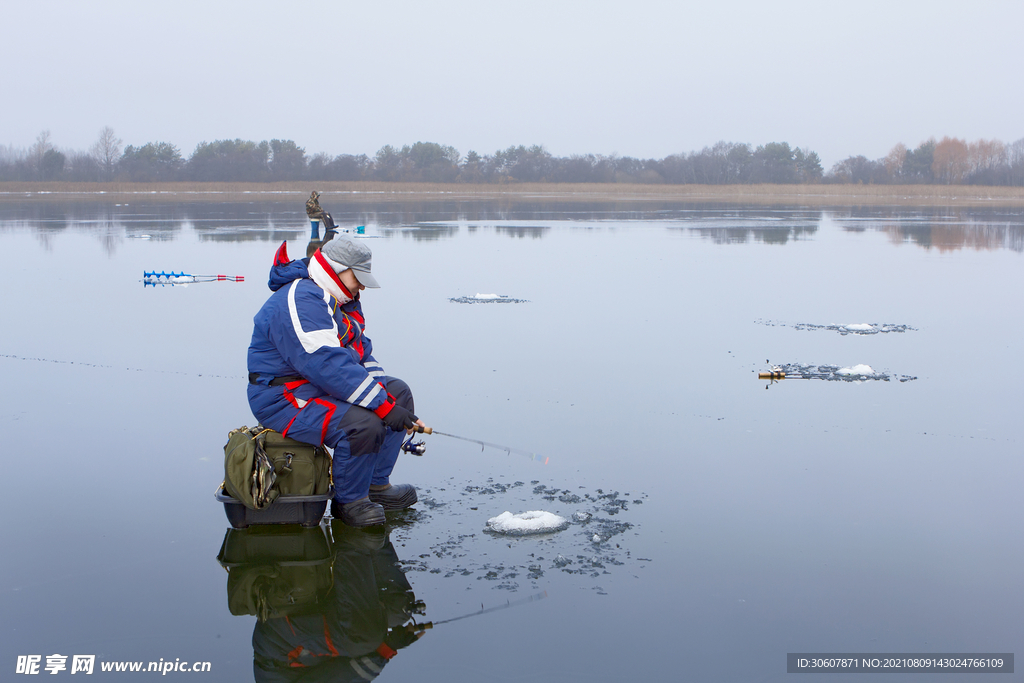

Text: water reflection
xmin=217 ymin=523 xmax=428 ymax=682
xmin=378 ymin=225 xmax=459 ymax=241
xmin=494 ymin=225 xmax=550 ymax=239
xmin=0 ymin=199 xmax=310 ymax=250
xmin=657 ymin=211 xmax=819 ymax=244
xmin=828 ymin=207 xmax=1024 ymax=252
xmin=687 ymin=223 xmax=818 ymax=244
xmin=331 ymin=198 xmax=739 ymax=230
xmin=2 ymin=198 xmax=1023 ymax=252
xmin=197 ymin=228 xmax=304 ymax=243
xmin=881 ymin=222 xmax=1024 ymax=252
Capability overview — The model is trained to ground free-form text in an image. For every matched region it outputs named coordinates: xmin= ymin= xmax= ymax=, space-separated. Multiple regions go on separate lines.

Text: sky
xmin=3 ymin=0 xmax=1022 ymax=169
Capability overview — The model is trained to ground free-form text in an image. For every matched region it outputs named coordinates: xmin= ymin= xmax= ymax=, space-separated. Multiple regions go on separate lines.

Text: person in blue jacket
xmin=247 ymin=237 xmax=424 ymax=527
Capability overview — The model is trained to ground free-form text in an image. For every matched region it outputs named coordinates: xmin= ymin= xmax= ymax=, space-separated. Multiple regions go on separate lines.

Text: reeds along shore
xmin=2 ymin=182 xmax=1024 ymax=206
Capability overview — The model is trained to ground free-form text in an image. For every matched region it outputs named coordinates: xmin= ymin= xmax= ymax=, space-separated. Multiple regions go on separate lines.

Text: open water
xmin=1 ymin=195 xmax=1021 ymax=681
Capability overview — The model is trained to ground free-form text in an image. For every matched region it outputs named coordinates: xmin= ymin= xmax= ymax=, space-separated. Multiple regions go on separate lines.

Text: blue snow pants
xmin=327 ymin=377 xmax=414 ymax=504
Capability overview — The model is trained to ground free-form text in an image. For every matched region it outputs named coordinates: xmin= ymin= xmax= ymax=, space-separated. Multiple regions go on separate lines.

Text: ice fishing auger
xmin=143 ymin=271 xmax=245 ymax=287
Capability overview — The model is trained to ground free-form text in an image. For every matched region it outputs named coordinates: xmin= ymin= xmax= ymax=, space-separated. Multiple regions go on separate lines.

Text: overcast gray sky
xmin=3 ymin=0 xmax=1021 ymax=168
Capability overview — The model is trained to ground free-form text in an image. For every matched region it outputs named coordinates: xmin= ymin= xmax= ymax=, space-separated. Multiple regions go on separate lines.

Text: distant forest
xmin=3 ymin=128 xmax=1023 ymax=186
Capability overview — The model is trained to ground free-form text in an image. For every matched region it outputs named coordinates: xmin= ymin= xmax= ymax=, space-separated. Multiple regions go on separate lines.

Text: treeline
xmin=828 ymin=137 xmax=1024 ymax=186
xmin=2 ymin=128 xmax=1023 ymax=186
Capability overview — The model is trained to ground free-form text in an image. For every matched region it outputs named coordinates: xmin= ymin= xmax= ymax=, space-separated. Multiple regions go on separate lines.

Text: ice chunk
xmin=486 ymin=510 xmax=569 ymax=536
xmin=449 ymin=294 xmax=529 ymax=304
xmin=844 ymin=323 xmax=875 ymax=331
xmin=837 ymin=364 xmax=875 ymax=376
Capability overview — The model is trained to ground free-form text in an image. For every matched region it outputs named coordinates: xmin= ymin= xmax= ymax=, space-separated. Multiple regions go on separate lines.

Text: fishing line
xmin=417 ymin=591 xmax=548 ymax=629
xmin=0 ymin=353 xmax=239 ymax=380
xmin=403 ymin=426 xmax=549 ymax=464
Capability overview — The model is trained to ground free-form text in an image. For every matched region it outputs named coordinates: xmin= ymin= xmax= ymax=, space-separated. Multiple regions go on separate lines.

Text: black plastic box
xmin=216 ymin=485 xmax=332 ymax=529
xmin=216 ymin=525 xmax=332 ymax=565
xmin=216 ymin=525 xmax=334 ymax=619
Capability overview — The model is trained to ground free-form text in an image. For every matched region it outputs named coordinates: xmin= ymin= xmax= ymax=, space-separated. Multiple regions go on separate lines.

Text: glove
xmin=384 ymin=625 xmax=421 ymax=651
xmin=382 ymin=404 xmax=418 ymax=432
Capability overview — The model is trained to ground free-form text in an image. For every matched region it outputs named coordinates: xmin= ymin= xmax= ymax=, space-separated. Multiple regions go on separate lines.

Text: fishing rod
xmin=402 ymin=425 xmax=549 ymax=464
xmin=414 ymin=591 xmax=548 ymax=630
xmin=143 ymin=271 xmax=245 ymax=286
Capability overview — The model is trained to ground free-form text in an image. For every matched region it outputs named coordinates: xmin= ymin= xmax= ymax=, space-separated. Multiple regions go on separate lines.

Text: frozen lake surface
xmin=1 ymin=196 xmax=1021 ymax=680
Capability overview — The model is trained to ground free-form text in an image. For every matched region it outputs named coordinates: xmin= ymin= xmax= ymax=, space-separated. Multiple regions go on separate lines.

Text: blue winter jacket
xmin=247 ymin=243 xmax=393 ymax=446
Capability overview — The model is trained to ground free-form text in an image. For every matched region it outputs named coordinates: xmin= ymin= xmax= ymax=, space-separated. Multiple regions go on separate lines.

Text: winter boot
xmin=333 ymin=497 xmax=386 ymax=527
xmin=369 ymin=483 xmax=418 ymax=511
xmin=331 ymin=522 xmax=387 ymax=552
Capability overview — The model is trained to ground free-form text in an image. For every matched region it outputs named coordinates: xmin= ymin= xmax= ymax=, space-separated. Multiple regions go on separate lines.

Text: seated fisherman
xmin=246 ymin=237 xmax=424 ymax=526
xmin=305 ymin=190 xmax=338 ymax=240
xmin=305 ymin=219 xmax=338 ymax=259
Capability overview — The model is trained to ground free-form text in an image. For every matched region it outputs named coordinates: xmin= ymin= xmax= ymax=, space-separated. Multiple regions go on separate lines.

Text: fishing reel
xmin=401 ymin=433 xmax=427 ymax=456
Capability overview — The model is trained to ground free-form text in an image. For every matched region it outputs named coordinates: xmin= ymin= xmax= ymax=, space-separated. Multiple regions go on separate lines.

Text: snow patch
xmin=486 ymin=510 xmax=569 ymax=536
xmin=837 ymin=364 xmax=875 ymax=376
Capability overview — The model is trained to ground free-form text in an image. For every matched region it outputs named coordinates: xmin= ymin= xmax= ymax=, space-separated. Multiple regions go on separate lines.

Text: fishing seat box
xmin=216 ymin=526 xmax=334 ymax=620
xmin=216 ymin=486 xmax=332 ymax=529
xmin=217 ymin=429 xmax=333 ymax=529
xmin=216 ymin=525 xmax=333 ymax=565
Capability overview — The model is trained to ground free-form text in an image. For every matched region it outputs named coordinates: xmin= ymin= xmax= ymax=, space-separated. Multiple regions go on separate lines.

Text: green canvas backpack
xmin=262 ymin=430 xmax=331 ymax=497
xmin=223 ymin=426 xmax=331 ymax=509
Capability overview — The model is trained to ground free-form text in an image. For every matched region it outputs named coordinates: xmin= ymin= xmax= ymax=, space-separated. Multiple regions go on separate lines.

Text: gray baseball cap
xmin=321 ymin=237 xmax=380 ymax=288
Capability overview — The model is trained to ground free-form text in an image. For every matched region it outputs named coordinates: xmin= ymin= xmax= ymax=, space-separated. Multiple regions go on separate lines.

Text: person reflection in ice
xmin=249 ymin=524 xmax=427 ymax=682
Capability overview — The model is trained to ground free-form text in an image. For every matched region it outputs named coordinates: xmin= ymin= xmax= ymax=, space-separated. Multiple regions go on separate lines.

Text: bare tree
xmin=29 ymin=130 xmax=54 ymax=172
xmin=1008 ymin=138 xmax=1024 ymax=186
xmin=967 ymin=139 xmax=1005 ymax=175
xmin=883 ymin=143 xmax=907 ymax=181
xmin=932 ymin=137 xmax=970 ymax=184
xmin=90 ymin=126 xmax=123 ymax=180
xmin=0 ymin=144 xmax=25 ymax=181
